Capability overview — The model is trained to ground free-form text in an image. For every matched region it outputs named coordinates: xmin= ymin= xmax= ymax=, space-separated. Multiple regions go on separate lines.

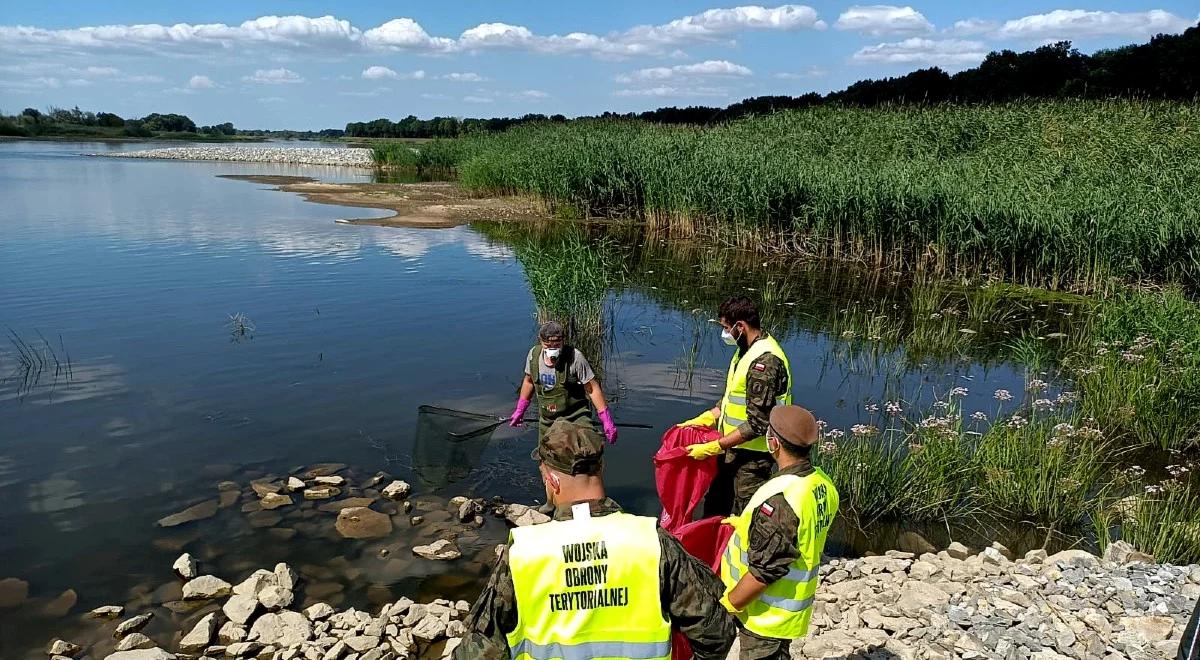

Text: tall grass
xmin=435 ymin=101 xmax=1200 ymax=288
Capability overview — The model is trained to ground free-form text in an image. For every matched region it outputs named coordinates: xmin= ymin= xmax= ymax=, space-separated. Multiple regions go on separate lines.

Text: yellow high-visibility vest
xmin=506 ymin=512 xmax=672 ymax=660
xmin=720 ymin=335 xmax=792 ymax=452
xmin=720 ymin=469 xmax=839 ymax=640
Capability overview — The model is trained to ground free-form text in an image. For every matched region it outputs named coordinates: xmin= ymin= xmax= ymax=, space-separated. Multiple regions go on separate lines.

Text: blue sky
xmin=1 ymin=1 xmax=1196 ymax=130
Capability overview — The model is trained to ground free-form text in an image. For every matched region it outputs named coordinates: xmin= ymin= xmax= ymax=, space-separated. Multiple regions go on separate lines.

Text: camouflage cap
xmin=531 ymin=419 xmax=605 ymax=475
xmin=768 ymin=405 xmax=819 ymax=447
xmin=539 ymin=321 xmax=565 ymax=341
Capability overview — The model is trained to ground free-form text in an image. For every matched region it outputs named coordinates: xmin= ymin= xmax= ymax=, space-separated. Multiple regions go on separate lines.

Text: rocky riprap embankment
xmin=98 ymin=147 xmax=374 ymax=168
xmin=44 ymin=557 xmax=473 ymax=660
xmin=776 ymin=541 xmax=1199 ymax=660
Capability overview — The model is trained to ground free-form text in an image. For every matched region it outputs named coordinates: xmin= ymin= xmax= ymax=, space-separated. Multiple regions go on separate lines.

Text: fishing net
xmin=411 ymin=405 xmax=504 ymax=491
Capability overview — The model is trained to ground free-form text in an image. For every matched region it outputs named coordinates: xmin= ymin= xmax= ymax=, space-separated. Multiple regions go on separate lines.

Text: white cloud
xmin=339 ymin=87 xmax=391 ymax=97
xmin=361 ymin=65 xmax=425 ymax=80
xmin=243 ymin=67 xmax=304 ymax=84
xmin=188 ymin=74 xmax=215 ymax=89
xmin=851 ymin=38 xmax=989 ymax=68
xmin=362 ymin=18 xmax=455 ymax=52
xmin=0 ymin=15 xmax=360 ymax=54
xmin=513 ymin=89 xmax=549 ymax=100
xmin=83 ymin=66 xmax=119 ymax=77
xmin=613 ymin=85 xmax=731 ymax=98
xmin=835 ymin=5 xmax=933 ymax=35
xmin=623 ymin=4 xmax=826 ymax=45
xmin=947 ymin=18 xmax=998 ymax=37
xmin=420 ymin=92 xmax=450 ymax=100
xmin=774 ymin=65 xmax=827 ymax=79
xmin=441 ymin=72 xmax=484 ymax=82
xmin=258 ymin=96 xmax=285 ymax=103
xmin=463 ymin=95 xmax=494 ymax=103
xmin=0 ymin=7 xmax=830 ymax=63
xmin=616 ymin=59 xmax=752 ymax=84
xmin=995 ymin=9 xmax=1194 ymax=41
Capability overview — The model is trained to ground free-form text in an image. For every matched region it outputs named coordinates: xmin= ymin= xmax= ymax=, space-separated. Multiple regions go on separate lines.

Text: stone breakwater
xmin=98 ymin=147 xmax=375 ymax=168
xmin=785 ymin=543 xmax=1199 ymax=660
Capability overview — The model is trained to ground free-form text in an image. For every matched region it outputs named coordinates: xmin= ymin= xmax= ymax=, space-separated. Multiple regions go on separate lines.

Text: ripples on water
xmin=0 ymin=141 xmax=1061 ymax=656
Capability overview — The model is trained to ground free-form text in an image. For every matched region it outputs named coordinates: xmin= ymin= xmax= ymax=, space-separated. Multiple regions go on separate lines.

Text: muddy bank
xmin=219 ymin=175 xmax=545 ymax=228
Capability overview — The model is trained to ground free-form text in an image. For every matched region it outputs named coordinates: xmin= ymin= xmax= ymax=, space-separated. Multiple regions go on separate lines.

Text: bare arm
xmin=726 ymin=572 xmax=770 ymax=610
xmin=582 ymin=379 xmax=608 ymax=412
xmin=518 ymin=374 xmax=535 ymax=401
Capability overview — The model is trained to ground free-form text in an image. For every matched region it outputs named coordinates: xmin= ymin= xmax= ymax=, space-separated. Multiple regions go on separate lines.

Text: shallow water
xmin=0 ymin=140 xmax=1067 ymax=655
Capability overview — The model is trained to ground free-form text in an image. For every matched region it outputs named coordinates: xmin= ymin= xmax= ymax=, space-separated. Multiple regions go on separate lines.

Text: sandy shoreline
xmin=218 ymin=175 xmax=544 ymax=228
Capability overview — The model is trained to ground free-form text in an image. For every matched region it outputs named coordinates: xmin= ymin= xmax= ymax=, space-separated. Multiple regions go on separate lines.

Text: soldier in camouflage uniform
xmin=680 ymin=296 xmax=792 ymax=517
xmin=453 ymin=419 xmax=737 ymax=660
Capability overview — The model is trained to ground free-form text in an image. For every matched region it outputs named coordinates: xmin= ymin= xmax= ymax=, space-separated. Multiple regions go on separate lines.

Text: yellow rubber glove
xmin=686 ymin=440 xmax=723 ymax=460
xmin=720 ymin=592 xmax=741 ymax=614
xmin=678 ymin=409 xmax=718 ymax=428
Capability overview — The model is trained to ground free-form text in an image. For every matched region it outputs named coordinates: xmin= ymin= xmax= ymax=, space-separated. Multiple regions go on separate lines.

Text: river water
xmin=0 ymin=140 xmax=1062 ymax=656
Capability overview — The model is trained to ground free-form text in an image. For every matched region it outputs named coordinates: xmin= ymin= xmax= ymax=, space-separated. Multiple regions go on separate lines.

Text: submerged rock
xmin=314 ymin=475 xmax=346 ymax=487
xmin=317 ymin=497 xmax=376 ymax=513
xmin=41 ymin=588 xmax=77 ymax=618
xmin=156 ymin=500 xmax=218 ymax=527
xmin=260 ymin=492 xmax=293 ymax=510
xmin=0 ymin=577 xmax=30 ymax=608
xmin=335 ymin=507 xmax=393 ymax=539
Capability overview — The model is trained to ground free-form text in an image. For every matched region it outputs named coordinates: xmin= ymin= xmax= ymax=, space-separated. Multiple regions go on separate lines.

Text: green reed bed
xmin=444 ymin=101 xmax=1200 ymax=288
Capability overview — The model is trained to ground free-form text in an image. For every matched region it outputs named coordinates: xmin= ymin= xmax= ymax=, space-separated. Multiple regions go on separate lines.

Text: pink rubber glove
xmin=508 ymin=398 xmax=531 ymax=427
xmin=598 ymin=408 xmax=618 ymax=444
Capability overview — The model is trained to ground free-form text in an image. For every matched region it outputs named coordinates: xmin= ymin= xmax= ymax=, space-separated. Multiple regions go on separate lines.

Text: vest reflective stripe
xmin=719 ymin=335 xmax=791 ymax=452
xmin=507 ymin=513 xmax=671 ymax=660
xmin=719 ymin=470 xmax=839 ymax=640
xmin=511 ymin=639 xmax=673 ymax=660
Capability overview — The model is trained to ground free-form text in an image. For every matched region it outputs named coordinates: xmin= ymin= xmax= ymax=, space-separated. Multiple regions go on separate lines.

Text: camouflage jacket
xmin=452 ymin=498 xmax=737 ymax=660
xmin=735 ymin=333 xmax=790 ymax=442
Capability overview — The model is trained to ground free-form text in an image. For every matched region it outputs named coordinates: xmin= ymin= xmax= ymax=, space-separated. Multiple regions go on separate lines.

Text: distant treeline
xmin=0 ymin=106 xmax=245 ymax=139
xmin=346 ymin=23 xmax=1199 ymax=137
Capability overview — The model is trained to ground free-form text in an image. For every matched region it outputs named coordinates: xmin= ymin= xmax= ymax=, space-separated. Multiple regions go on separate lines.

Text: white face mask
xmin=720 ymin=326 xmax=739 ymax=346
xmin=544 ymin=347 xmax=562 ymax=362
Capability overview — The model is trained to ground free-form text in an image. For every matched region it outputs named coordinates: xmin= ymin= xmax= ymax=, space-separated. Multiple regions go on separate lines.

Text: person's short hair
xmin=774 ymin=438 xmax=813 ymax=459
xmin=718 ymin=296 xmax=761 ymax=329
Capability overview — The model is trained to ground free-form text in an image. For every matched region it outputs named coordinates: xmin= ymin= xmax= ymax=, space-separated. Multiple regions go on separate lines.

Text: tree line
xmin=346 ymin=22 xmax=1199 ymax=136
xmin=0 ymin=106 xmax=247 ymax=138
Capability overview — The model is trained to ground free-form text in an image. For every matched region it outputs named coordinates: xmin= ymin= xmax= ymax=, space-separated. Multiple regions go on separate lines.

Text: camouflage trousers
xmin=738 ymin=630 xmax=790 ymax=660
xmin=702 ymin=448 xmax=774 ymax=517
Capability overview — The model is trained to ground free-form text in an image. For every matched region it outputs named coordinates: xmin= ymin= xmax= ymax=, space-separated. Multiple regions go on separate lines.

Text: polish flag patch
xmin=759 ymin=502 xmax=775 ymax=517
xmin=753 ymin=363 xmax=767 ymax=372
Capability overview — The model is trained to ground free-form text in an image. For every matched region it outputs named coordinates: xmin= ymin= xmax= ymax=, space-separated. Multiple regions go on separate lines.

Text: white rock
xmin=219 ymin=621 xmax=248 ymax=644
xmin=413 ymin=539 xmax=461 ymax=560
xmin=102 ymin=649 xmax=176 ymax=660
xmin=275 ymin=563 xmax=299 ymax=591
xmin=314 ymin=476 xmax=346 ymax=487
xmin=47 ymin=639 xmax=81 ymax=656
xmin=224 ymin=641 xmax=262 ymax=657
xmin=306 ymin=603 xmax=336 ymax=621
xmin=258 ymin=585 xmax=295 ymax=610
xmin=182 ymin=575 xmax=232 ymax=600
xmin=896 ymin=581 xmax=950 ymax=616
xmin=323 ymin=641 xmax=347 ymax=660
xmin=945 ymin=542 xmax=970 ymax=560
xmin=411 ymin=615 xmax=447 ymax=642
xmin=223 ymin=594 xmax=259 ymax=625
xmin=441 ymin=638 xmax=462 ymax=658
xmin=179 ymin=613 xmax=217 ymax=652
xmin=249 ymin=611 xmax=313 ymax=648
xmin=172 ymin=553 xmax=198 ymax=580
xmin=381 ymin=481 xmax=411 ymax=500
xmin=1118 ymin=615 xmax=1175 ymax=644
xmin=233 ymin=569 xmax=277 ymax=596
xmin=343 ymin=636 xmax=381 ymax=653
xmin=285 ymin=477 xmax=306 ymax=492
xmin=89 ymin=605 xmax=125 ymax=618
xmin=114 ymin=633 xmax=155 ymax=651
xmin=114 ymin=612 xmax=154 ymax=637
